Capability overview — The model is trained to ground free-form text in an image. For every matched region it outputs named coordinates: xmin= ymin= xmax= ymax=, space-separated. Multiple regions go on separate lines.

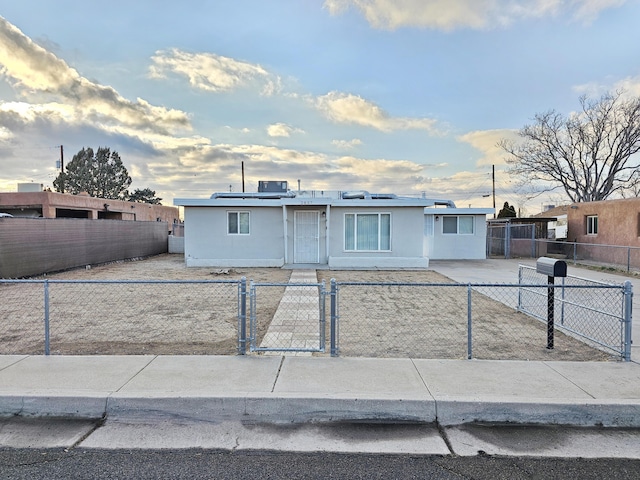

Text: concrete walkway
xmin=258 ymin=270 xmax=321 ymax=355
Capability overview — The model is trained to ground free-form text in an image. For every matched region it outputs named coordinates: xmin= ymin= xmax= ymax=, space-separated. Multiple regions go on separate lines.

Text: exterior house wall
xmin=567 ymin=198 xmax=640 ymax=247
xmin=567 ymin=198 xmax=640 ymax=266
xmin=328 ymin=206 xmax=428 ymax=268
xmin=184 ymin=206 xmax=285 ymax=267
xmin=425 ymin=209 xmax=492 ymax=260
xmin=176 ymin=195 xmax=434 ymax=269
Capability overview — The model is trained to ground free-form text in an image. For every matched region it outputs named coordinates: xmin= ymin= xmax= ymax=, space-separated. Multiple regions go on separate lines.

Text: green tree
xmin=53 ymin=147 xmax=132 ymax=200
xmin=129 ymin=188 xmax=162 ymax=205
xmin=500 ymin=92 xmax=640 ymax=202
xmin=497 ymin=201 xmax=517 ymax=218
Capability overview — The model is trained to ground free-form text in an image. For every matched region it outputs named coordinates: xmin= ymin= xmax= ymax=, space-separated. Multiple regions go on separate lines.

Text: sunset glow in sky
xmin=1 ymin=1 xmax=639 ymax=213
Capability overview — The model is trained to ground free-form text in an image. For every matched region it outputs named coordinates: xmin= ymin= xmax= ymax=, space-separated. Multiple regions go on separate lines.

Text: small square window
xmin=228 ymin=211 xmax=250 ymax=234
xmin=442 ymin=216 xmax=474 ymax=235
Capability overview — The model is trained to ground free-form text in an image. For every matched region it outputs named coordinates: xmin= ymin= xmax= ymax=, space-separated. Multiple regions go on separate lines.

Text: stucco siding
xmin=568 ymin=198 xmax=640 ymax=247
xmin=427 ymin=213 xmax=488 ymax=260
xmin=184 ymin=206 xmax=285 ymax=267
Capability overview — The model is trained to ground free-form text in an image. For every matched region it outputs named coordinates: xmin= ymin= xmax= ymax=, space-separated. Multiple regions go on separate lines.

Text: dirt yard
xmin=317 ymin=270 xmax=614 ymax=361
xmin=0 ymin=254 xmax=615 ymax=360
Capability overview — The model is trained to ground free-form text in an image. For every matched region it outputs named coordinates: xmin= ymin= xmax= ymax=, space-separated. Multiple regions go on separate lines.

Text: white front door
xmin=294 ymin=211 xmax=319 ymax=263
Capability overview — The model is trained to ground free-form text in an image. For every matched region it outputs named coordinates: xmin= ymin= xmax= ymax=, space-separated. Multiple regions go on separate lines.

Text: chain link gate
xmin=248 ymin=280 xmax=327 ymax=353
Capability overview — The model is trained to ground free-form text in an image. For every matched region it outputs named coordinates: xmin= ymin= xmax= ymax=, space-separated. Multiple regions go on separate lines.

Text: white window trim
xmin=586 ymin=215 xmax=598 ymax=235
xmin=442 ymin=215 xmax=475 ymax=235
xmin=227 ymin=211 xmax=250 ymax=235
xmin=344 ymin=212 xmax=392 ymax=252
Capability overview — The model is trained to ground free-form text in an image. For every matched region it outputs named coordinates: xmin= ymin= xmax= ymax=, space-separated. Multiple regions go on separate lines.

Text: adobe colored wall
xmin=567 ymin=198 xmax=640 ymax=247
xmin=0 ymin=192 xmax=179 ymax=223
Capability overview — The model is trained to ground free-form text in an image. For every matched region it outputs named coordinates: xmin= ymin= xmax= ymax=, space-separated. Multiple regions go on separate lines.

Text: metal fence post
xmin=623 ymin=280 xmax=633 ymax=362
xmin=330 ymin=278 xmax=338 ymax=357
xmin=573 ymin=242 xmax=577 ymax=265
xmin=517 ymin=265 xmax=523 ymax=311
xmin=505 ymin=224 xmax=511 ymax=259
xmin=319 ymin=280 xmax=326 ymax=351
xmin=531 ymin=224 xmax=536 ymax=258
xmin=467 ymin=284 xmax=472 ymax=359
xmin=628 ymin=248 xmax=631 ymax=273
xmin=44 ymin=280 xmax=50 ymax=355
xmin=238 ymin=277 xmax=247 ymax=355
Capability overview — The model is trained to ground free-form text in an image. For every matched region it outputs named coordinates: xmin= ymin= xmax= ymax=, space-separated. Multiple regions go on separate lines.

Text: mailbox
xmin=536 ymin=257 xmax=567 ymax=278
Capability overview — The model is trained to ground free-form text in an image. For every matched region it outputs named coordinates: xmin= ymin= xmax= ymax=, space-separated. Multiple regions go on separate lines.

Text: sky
xmin=1 ymin=0 xmax=639 ymax=214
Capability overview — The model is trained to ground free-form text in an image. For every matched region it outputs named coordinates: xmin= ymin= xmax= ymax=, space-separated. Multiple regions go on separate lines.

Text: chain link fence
xmin=488 ymin=222 xmax=640 ymax=273
xmin=1 ymin=279 xmax=240 ymax=355
xmin=1 ymin=273 xmax=632 ymax=361
xmin=517 ymin=266 xmax=632 ymax=360
xmin=330 ymin=280 xmax=628 ymax=361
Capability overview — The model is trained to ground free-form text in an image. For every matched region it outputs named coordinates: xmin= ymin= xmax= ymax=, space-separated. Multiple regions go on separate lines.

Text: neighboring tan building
xmin=0 ymin=190 xmax=179 ymax=224
xmin=567 ymin=197 xmax=640 ymax=246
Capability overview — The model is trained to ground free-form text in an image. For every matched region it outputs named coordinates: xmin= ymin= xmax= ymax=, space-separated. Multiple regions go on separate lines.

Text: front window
xmin=228 ymin=211 xmax=250 ymax=235
xmin=586 ymin=215 xmax=598 ymax=235
xmin=344 ymin=213 xmax=391 ymax=251
xmin=442 ymin=216 xmax=474 ymax=235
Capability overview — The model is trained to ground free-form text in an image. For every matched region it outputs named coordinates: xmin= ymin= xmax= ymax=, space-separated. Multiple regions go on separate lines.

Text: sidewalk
xmin=1 ymin=355 xmax=639 ymax=427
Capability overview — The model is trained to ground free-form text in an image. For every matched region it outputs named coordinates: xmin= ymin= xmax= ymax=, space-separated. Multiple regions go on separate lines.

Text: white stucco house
xmin=174 ymin=183 xmax=494 ymax=268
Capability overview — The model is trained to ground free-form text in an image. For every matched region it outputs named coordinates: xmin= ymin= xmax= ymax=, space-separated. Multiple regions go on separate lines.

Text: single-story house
xmin=424 ymin=207 xmax=494 ymax=260
xmin=0 ymin=188 xmax=179 ymax=223
xmin=174 ymin=184 xmax=494 ymax=268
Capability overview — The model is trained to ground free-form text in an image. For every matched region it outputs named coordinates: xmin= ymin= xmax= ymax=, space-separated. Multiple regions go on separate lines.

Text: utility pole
xmin=241 ymin=161 xmax=245 ymax=193
xmin=60 ymin=145 xmax=65 ymax=193
xmin=492 ymin=164 xmax=496 ymax=219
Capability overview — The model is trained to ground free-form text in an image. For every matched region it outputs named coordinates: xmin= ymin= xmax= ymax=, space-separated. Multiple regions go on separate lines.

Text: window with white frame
xmin=442 ymin=215 xmax=474 ymax=235
xmin=228 ymin=211 xmax=250 ymax=235
xmin=586 ymin=215 xmax=598 ymax=235
xmin=344 ymin=213 xmax=391 ymax=251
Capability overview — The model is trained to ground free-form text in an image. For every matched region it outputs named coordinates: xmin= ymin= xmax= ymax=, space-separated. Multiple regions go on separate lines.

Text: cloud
xmin=134 ymin=141 xmax=445 ymax=197
xmin=332 ymin=138 xmax=363 ymax=149
xmin=574 ymin=75 xmax=640 ymax=98
xmin=149 ymin=48 xmax=281 ymax=96
xmin=316 ymin=91 xmax=439 ymax=133
xmin=323 ymin=0 xmax=626 ymax=30
xmin=0 ymin=16 xmax=191 ymax=136
xmin=267 ymin=123 xmax=304 ymax=137
xmin=458 ymin=129 xmax=519 ymax=167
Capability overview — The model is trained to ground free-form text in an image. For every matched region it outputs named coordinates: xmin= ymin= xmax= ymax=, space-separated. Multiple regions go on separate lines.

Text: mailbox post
xmin=536 ymin=257 xmax=567 ymax=349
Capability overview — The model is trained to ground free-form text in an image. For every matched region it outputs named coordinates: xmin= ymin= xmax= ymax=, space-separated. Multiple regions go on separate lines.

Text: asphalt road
xmin=2 ymin=449 xmax=640 ymax=479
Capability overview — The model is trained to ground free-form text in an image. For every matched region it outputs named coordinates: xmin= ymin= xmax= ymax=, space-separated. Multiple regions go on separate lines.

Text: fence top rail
xmin=0 ymin=279 xmax=241 ymax=285
xmin=335 ymin=280 xmax=624 ymax=289
xmin=250 ymin=282 xmax=325 ymax=287
xmin=533 ymin=239 xmax=640 ymax=251
xmin=519 ymin=264 xmax=625 ymax=287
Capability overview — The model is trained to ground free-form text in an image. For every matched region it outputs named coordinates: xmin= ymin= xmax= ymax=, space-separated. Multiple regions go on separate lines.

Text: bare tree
xmin=500 ymin=92 xmax=640 ymax=202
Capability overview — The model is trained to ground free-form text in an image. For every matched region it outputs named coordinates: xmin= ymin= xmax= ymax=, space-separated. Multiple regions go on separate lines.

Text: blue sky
xmin=1 ymin=0 xmax=639 ymax=213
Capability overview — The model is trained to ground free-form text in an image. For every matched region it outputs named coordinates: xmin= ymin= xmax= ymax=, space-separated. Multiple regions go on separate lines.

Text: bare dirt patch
xmin=318 ymin=270 xmax=613 ymax=361
xmin=1 ymin=254 xmax=289 ymax=355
